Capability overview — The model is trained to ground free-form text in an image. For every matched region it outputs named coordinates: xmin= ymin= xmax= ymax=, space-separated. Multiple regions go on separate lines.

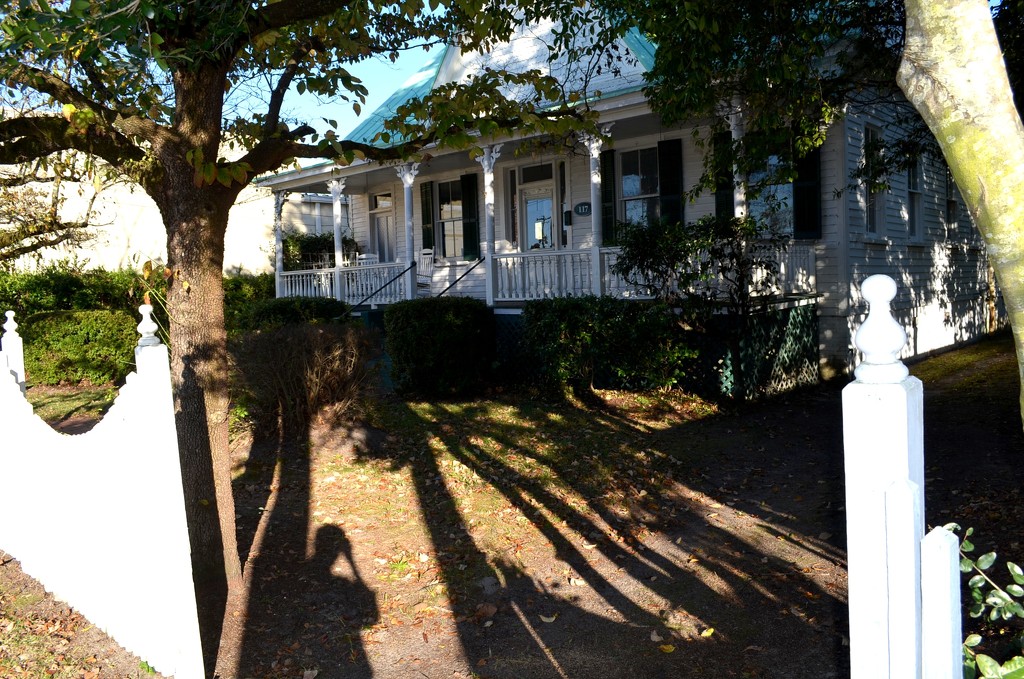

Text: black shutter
xmin=420 ymin=180 xmax=434 ymax=250
xmin=460 ymin=173 xmax=480 ymax=259
xmin=713 ymin=131 xmax=735 ymax=219
xmin=658 ymin=138 xmax=684 ymax=224
xmin=600 ymin=149 xmax=617 ymax=245
xmin=793 ymin=148 xmax=822 ymax=239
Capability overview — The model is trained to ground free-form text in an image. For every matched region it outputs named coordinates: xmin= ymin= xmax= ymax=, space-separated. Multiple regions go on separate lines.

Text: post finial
xmin=137 ymin=305 xmax=162 ymax=347
xmin=3 ymin=310 xmax=16 ymax=335
xmin=854 ymin=274 xmax=909 ymax=383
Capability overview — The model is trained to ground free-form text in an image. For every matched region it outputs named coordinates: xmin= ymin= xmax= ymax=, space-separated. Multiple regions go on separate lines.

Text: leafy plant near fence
xmin=951 ymin=525 xmax=1024 ymax=679
xmin=20 ymin=310 xmax=138 ymax=385
xmin=384 ymin=297 xmax=494 ymax=397
xmin=229 ymin=321 xmax=378 ymax=436
xmin=521 ymin=296 xmax=695 ymax=394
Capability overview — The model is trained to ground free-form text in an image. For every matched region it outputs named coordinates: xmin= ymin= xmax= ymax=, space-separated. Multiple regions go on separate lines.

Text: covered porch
xmin=259 ymin=138 xmax=818 ymax=308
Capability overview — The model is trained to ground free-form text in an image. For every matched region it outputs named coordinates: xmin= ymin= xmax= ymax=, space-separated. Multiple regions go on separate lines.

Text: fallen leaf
xmin=568 ymin=577 xmax=585 ymax=587
xmin=650 ymin=630 xmax=664 ymax=642
xmin=474 ymin=603 xmax=498 ymax=620
xmin=303 ymin=670 xmax=319 ymax=679
xmin=539 ymin=613 xmax=558 ymax=623
xmin=659 ymin=644 xmax=676 ymax=653
xmin=581 ymin=542 xmax=597 ymax=549
xmin=701 ymin=628 xmax=715 ymax=638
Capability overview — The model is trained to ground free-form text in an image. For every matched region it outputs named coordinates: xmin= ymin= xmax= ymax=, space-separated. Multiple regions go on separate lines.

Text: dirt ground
xmin=2 ymin=332 xmax=1022 ymax=678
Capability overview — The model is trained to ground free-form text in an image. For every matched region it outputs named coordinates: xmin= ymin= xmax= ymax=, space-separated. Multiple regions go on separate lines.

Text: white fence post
xmin=1 ymin=310 xmax=25 ymax=393
xmin=922 ymin=526 xmax=962 ymax=679
xmin=843 ymin=274 xmax=925 ymax=678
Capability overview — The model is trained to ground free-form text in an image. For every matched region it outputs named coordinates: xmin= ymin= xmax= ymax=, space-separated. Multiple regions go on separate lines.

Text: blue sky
xmin=283 ymin=47 xmax=438 ymax=139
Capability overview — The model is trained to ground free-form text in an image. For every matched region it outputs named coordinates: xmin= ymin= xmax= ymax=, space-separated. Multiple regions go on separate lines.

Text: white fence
xmin=843 ymin=274 xmax=961 ymax=679
xmin=0 ymin=307 xmax=205 ymax=679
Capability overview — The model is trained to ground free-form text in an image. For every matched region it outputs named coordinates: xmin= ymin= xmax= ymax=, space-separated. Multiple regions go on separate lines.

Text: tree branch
xmin=0 ymin=116 xmax=146 ymax=167
xmin=264 ymin=41 xmax=320 ymax=137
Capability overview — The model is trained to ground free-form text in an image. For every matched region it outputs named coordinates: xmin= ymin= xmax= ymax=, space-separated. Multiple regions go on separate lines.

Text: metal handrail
xmin=436 ymin=257 xmax=484 ymax=297
xmin=353 ymin=262 xmax=414 ymax=308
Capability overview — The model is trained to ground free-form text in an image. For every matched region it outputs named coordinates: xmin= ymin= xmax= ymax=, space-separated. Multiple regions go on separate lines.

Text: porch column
xmin=476 ymin=143 xmax=502 ymax=306
xmin=273 ymin=190 xmax=287 ymax=298
xmin=397 ymin=163 xmax=419 ymax=300
xmin=729 ymin=97 xmax=747 ymax=218
xmin=328 ymin=178 xmax=347 ymax=302
xmin=583 ymin=131 xmax=606 ymax=296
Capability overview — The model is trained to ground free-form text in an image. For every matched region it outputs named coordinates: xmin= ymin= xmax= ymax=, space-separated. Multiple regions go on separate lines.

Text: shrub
xmin=522 ymin=296 xmax=695 ymax=394
xmin=223 ymin=272 xmax=276 ymax=331
xmin=384 ymin=297 xmax=494 ymax=397
xmin=230 ymin=322 xmax=378 ymax=436
xmin=0 ymin=263 xmax=142 ymax=318
xmin=233 ymin=296 xmax=349 ymax=333
xmin=21 ymin=310 xmax=138 ymax=385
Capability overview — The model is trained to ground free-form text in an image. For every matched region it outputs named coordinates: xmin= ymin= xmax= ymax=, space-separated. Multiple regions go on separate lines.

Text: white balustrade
xmin=494 ymin=250 xmax=593 ymax=301
xmin=279 ymin=263 xmax=409 ymax=305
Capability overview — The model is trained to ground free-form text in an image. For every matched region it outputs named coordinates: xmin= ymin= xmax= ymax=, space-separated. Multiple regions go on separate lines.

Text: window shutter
xmin=793 ymin=148 xmax=822 ymax=239
xmin=420 ymin=181 xmax=434 ymax=250
xmin=460 ymin=173 xmax=480 ymax=259
xmin=713 ymin=132 xmax=735 ymax=219
xmin=658 ymin=139 xmax=684 ymax=224
xmin=600 ymin=149 xmax=617 ymax=245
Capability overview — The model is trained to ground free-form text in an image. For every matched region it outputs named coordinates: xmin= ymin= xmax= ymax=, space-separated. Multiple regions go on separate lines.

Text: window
xmin=865 ymin=126 xmax=885 ymax=233
xmin=620 ymin=147 xmax=660 ymax=223
xmin=420 ymin=175 xmax=480 ymax=260
xmin=598 ymin=141 xmax=683 ymax=245
xmin=907 ymin=158 xmax=922 ymax=239
xmin=945 ymin=169 xmax=960 ymax=230
xmin=437 ymin=180 xmax=464 ymax=259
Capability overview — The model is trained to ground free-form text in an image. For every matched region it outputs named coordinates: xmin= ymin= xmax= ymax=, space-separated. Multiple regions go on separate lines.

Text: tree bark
xmin=898 ymin=0 xmax=1024 ymax=425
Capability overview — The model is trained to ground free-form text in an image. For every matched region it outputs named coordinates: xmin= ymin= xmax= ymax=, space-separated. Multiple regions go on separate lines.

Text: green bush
xmin=233 ymin=296 xmax=349 ymax=333
xmin=0 ymin=264 xmax=142 ymax=318
xmin=384 ymin=297 xmax=494 ymax=397
xmin=223 ymin=272 xmax=276 ymax=331
xmin=230 ymin=322 xmax=378 ymax=436
xmin=522 ymin=296 xmax=695 ymax=394
xmin=21 ymin=310 xmax=138 ymax=385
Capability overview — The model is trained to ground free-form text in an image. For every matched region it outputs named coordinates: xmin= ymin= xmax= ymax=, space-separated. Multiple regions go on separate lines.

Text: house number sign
xmin=573 ymin=202 xmax=592 ymax=216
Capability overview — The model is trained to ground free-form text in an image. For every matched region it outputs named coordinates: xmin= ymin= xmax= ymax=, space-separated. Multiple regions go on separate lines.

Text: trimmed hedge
xmin=521 ymin=296 xmax=695 ymax=393
xmin=232 ymin=296 xmax=350 ymax=333
xmin=0 ymin=265 xmax=142 ymax=318
xmin=384 ymin=296 xmax=494 ymax=397
xmin=21 ymin=310 xmax=138 ymax=385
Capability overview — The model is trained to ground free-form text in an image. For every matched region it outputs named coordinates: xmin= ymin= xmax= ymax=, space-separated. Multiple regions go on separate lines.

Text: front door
xmin=522 ymin=186 xmax=555 ymax=250
xmin=372 ymin=214 xmax=395 ymax=262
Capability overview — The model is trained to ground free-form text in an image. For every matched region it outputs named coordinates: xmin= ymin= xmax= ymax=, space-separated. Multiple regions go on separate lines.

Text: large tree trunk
xmin=899 ymin=0 xmax=1024 ymax=424
xmin=155 ymin=165 xmax=243 ymax=667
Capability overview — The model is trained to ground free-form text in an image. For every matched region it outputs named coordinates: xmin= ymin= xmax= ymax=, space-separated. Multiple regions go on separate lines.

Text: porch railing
xmin=494 ymin=250 xmax=593 ymax=301
xmin=279 ymin=242 xmax=816 ymax=306
xmin=279 ymin=262 xmax=409 ymax=306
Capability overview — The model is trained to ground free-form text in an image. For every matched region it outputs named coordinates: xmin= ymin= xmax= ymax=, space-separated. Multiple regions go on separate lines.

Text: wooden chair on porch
xmin=356 ymin=253 xmax=379 ymax=266
xmin=417 ymin=249 xmax=434 ymax=295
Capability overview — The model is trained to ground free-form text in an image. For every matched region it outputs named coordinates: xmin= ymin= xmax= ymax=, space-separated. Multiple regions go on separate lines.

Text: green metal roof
xmin=623 ymin=28 xmax=656 ymax=72
xmin=345 ymin=47 xmax=449 ymax=147
xmin=343 ymin=29 xmax=657 ymax=148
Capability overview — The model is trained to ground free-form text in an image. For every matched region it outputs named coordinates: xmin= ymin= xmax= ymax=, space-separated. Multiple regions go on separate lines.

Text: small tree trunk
xmin=899 ymin=0 xmax=1024 ymax=427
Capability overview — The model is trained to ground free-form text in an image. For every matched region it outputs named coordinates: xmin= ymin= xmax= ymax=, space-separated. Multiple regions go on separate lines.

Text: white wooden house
xmin=257 ymin=24 xmax=995 ymax=375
